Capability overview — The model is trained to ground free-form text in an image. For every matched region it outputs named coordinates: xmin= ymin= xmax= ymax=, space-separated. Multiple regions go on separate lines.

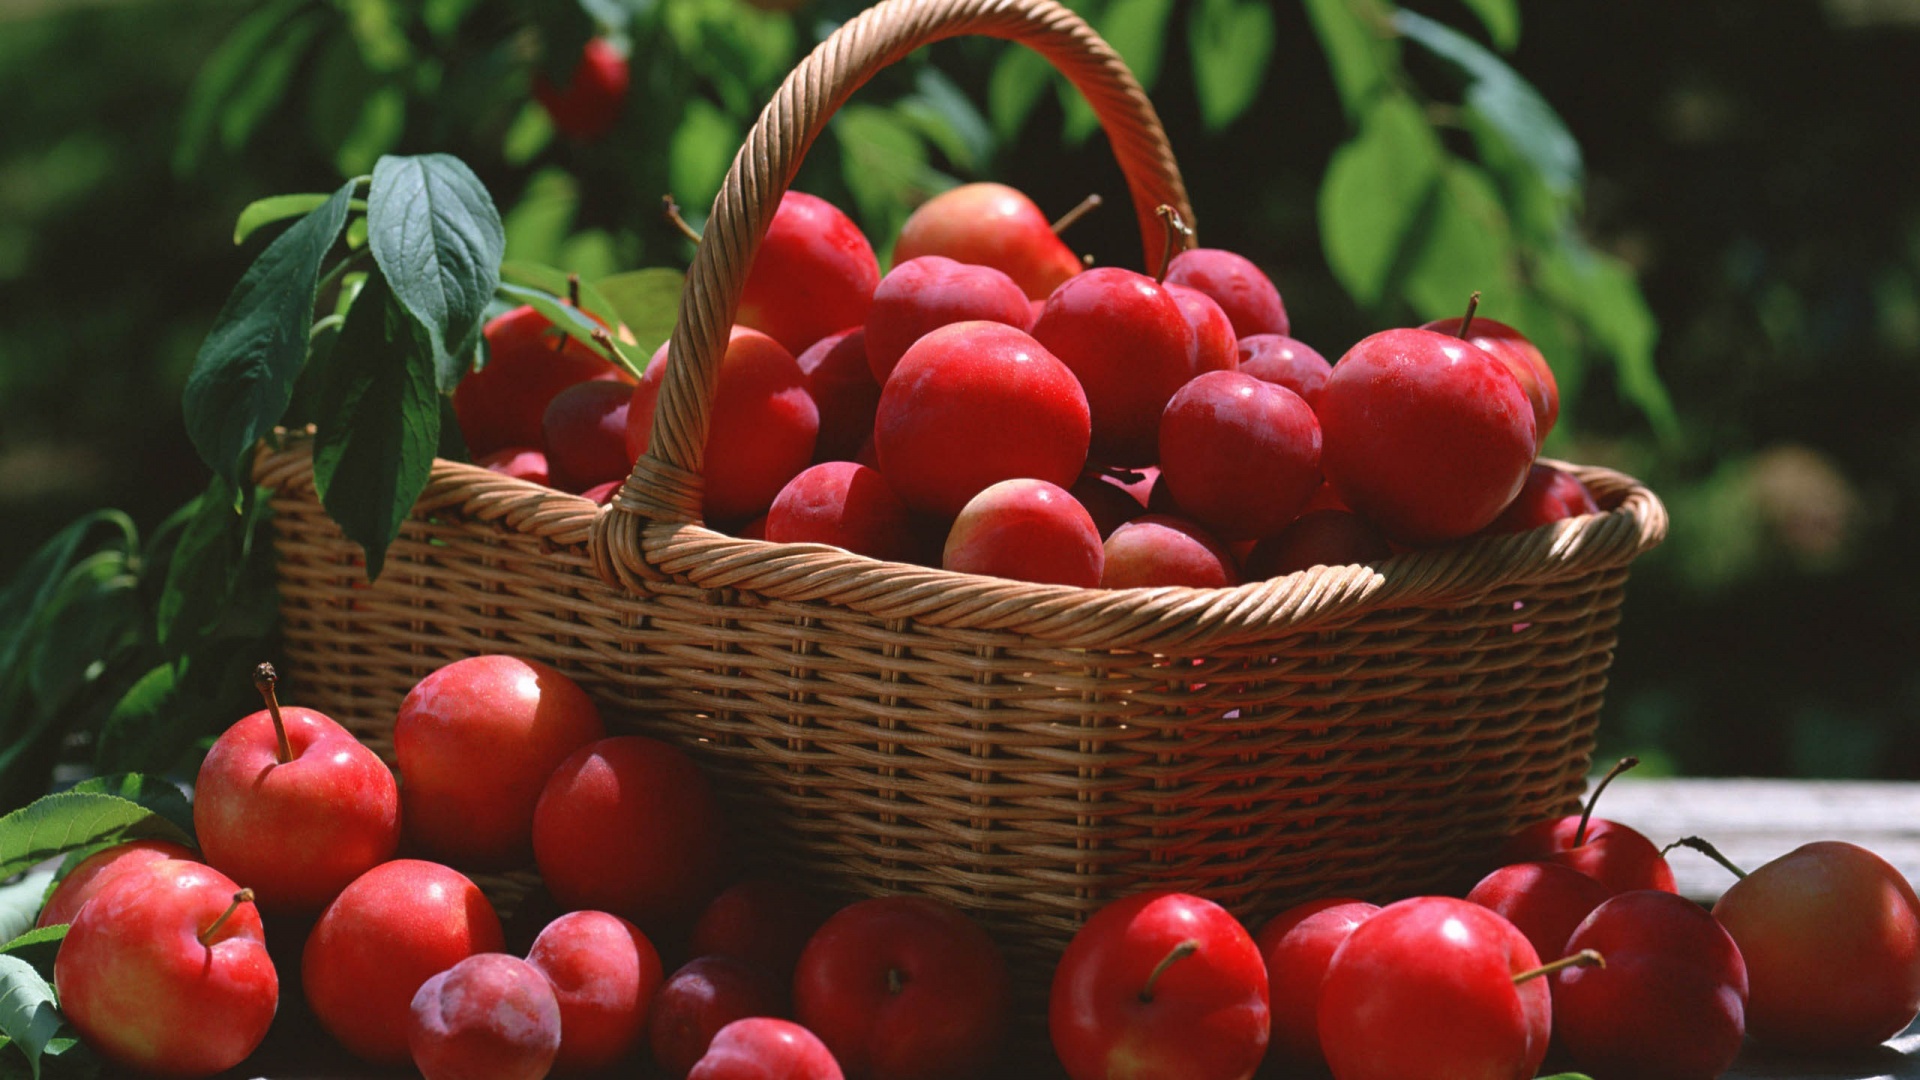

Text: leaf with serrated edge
xmin=367 ymin=154 xmax=505 ymax=386
xmin=0 ymin=956 xmax=61 ymax=1078
xmin=183 ymin=181 xmax=356 ymax=485
xmin=0 ymin=794 xmax=188 ymax=895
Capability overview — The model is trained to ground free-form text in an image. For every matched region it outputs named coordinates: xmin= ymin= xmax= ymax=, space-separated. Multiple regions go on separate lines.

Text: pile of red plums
xmin=460 ymin=182 xmax=1595 ymax=590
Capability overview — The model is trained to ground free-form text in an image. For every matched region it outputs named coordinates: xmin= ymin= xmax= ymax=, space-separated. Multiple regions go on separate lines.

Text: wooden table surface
xmin=215 ymin=777 xmax=1920 ymax=1080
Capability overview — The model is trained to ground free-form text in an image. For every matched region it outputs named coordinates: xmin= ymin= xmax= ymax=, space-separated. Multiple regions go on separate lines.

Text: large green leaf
xmin=154 ymin=476 xmax=252 ymax=651
xmin=987 ymin=49 xmax=1052 ymax=144
xmin=1461 ymin=0 xmax=1521 ymax=51
xmin=1318 ymin=95 xmax=1444 ymax=307
xmin=1394 ymin=10 xmax=1581 ymax=199
xmin=182 ymin=181 xmax=357 ymax=486
xmin=1302 ymin=0 xmax=1394 ymax=119
xmin=65 ymin=777 xmax=194 ymax=846
xmin=595 ymin=269 xmax=685 ymax=360
xmin=0 ymin=794 xmax=190 ymax=882
xmin=91 ymin=663 xmax=186 ymax=779
xmin=23 ymin=552 xmax=141 ymax=719
xmin=1061 ymin=0 xmax=1175 ymax=145
xmin=0 ymin=874 xmax=54 ymax=952
xmin=173 ymin=0 xmax=305 ymax=175
xmin=833 ymin=105 xmax=952 ymax=249
xmin=0 ymin=956 xmax=60 ymax=1079
xmin=0 ymin=928 xmax=66 ymax=985
xmin=308 ymin=272 xmax=442 ymax=580
xmin=0 ymin=514 xmax=136 ymax=702
xmin=1540 ymin=243 xmax=1680 ymax=442
xmin=899 ymin=67 xmax=994 ymax=174
xmin=367 ymin=155 xmax=506 ymax=386
xmin=667 ymin=99 xmax=741 ymax=216
xmin=215 ymin=12 xmax=324 ymax=155
xmin=497 ymin=262 xmax=620 ymax=329
xmin=493 ymin=283 xmax=640 ymax=377
xmin=1402 ymin=163 xmax=1519 ymax=320
xmin=233 ymin=194 xmax=367 ymax=247
xmin=1189 ymin=0 xmax=1276 ymax=131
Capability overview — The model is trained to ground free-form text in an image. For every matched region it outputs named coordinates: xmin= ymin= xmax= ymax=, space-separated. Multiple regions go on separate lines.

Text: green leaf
xmin=1188 ymin=0 xmax=1276 ymax=131
xmin=341 ymin=0 xmax=414 ymax=73
xmin=0 ymin=956 xmax=61 ymax=1078
xmin=834 ymin=105 xmax=949 ymax=243
xmin=1460 ymin=0 xmax=1521 ymax=51
xmin=1302 ymin=0 xmax=1394 ymax=119
xmin=594 ymin=269 xmax=685 ymax=359
xmin=663 ymin=0 xmax=795 ymax=115
xmin=1540 ymin=243 xmax=1680 ymax=443
xmin=234 ymin=194 xmax=368 ymax=247
xmin=1394 ymin=10 xmax=1581 ymax=198
xmin=24 ymin=552 xmax=141 ymax=717
xmin=92 ymin=663 xmax=187 ymax=779
xmin=1401 ymin=162 xmax=1518 ymax=319
xmin=216 ymin=12 xmax=325 ymax=155
xmin=668 ymin=99 xmax=742 ymax=216
xmin=494 ymin=283 xmax=639 ymax=377
xmin=308 ymin=272 xmax=442 ymax=580
xmin=0 ymin=872 xmax=54 ymax=951
xmin=1318 ymin=94 xmax=1444 ymax=307
xmin=898 ymin=67 xmax=994 ymax=174
xmin=173 ymin=0 xmax=305 ymax=175
xmin=502 ymin=101 xmax=555 ymax=168
xmin=437 ymin=396 xmax=470 ymax=463
xmin=502 ymin=170 xmax=580 ymax=270
xmin=987 ymin=49 xmax=1051 ymax=144
xmin=498 ymin=261 xmax=621 ymax=329
xmin=65 ymin=777 xmax=194 ymax=846
xmin=0 ymin=514 xmax=136 ymax=704
xmin=0 ymin=928 xmax=66 ymax=985
xmin=155 ymin=476 xmax=245 ymax=651
xmin=367 ymin=154 xmax=506 ymax=387
xmin=1061 ymin=0 xmax=1175 ymax=145
xmin=183 ymin=181 xmax=357 ymax=486
xmin=0 ymin=794 xmax=191 ymax=882
xmin=333 ymin=86 xmax=408 ymax=179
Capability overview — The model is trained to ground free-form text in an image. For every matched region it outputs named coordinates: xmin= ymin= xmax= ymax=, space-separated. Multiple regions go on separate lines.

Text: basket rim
xmin=255 ymin=433 xmax=1667 ymax=652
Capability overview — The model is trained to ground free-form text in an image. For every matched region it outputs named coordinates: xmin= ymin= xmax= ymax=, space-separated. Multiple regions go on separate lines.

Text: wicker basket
xmin=254 ymin=0 xmax=1667 ymax=985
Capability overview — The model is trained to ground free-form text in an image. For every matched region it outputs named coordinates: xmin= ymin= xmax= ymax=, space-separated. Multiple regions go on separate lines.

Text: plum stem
xmin=1152 ymin=205 xmax=1193 ymax=284
xmin=1511 ymin=948 xmax=1603 ymax=985
xmin=566 ymin=273 xmax=582 ymax=309
xmin=1664 ymin=835 xmax=1748 ymax=880
xmin=1575 ymin=756 xmax=1639 ymax=848
xmin=1456 ymin=291 xmax=1482 ymax=340
xmin=199 ymin=889 xmax=255 ymax=946
xmin=662 ymin=194 xmax=703 ymax=244
xmin=253 ymin=663 xmax=292 ymax=765
xmin=1051 ymin=193 xmax=1103 ymax=235
xmin=886 ymin=967 xmax=905 ymax=996
xmin=589 ymin=326 xmax=641 ymax=381
xmin=1140 ymin=939 xmax=1200 ymax=1004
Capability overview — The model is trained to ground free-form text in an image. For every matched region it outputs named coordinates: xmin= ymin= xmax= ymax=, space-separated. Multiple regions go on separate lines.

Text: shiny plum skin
xmin=626 ymin=328 xmax=820 ymax=523
xmin=1499 ymin=816 xmax=1679 ymax=896
xmin=893 ymin=183 xmax=1082 ymax=301
xmin=1030 ymin=267 xmax=1197 ymax=466
xmin=1554 ymin=891 xmax=1749 ymax=1080
xmin=864 ymin=256 xmax=1032 ymax=383
xmin=736 ymin=192 xmax=881 ymax=357
xmin=1421 ymin=316 xmax=1560 ymax=447
xmin=1100 ymin=515 xmax=1239 ymax=589
xmin=542 ymin=380 xmax=636 ymax=493
xmin=689 ymin=879 xmax=831 ymax=986
xmin=943 ymin=479 xmax=1103 ymax=588
xmin=408 ymin=954 xmax=562 ymax=1080
xmin=873 ymin=322 xmax=1089 ymax=518
xmin=1318 ymin=329 xmax=1537 ymax=545
xmin=477 ymin=447 xmax=550 ymax=487
xmin=1466 ymin=861 xmax=1613 ymax=963
xmin=690 ymin=1018 xmax=846 ymax=1080
xmin=1487 ymin=463 xmax=1600 ymax=534
xmin=1165 ymin=283 xmax=1238 ymax=374
xmin=533 ymin=38 xmax=629 ymax=142
xmin=1236 ymin=334 xmax=1331 ymax=405
xmin=1242 ymin=510 xmax=1392 ymax=580
xmin=1068 ymin=471 xmax=1149 ymax=538
xmin=526 ymin=910 xmax=664 ymax=1073
xmin=1163 ymin=249 xmax=1289 ymax=338
xmin=651 ymin=956 xmax=787 ymax=1079
xmin=1255 ymin=898 xmax=1379 ymax=1072
xmin=1158 ymin=371 xmax=1322 ymax=541
xmin=38 ymin=840 xmax=197 ymax=929
xmin=455 ymin=306 xmax=628 ymax=456
xmin=766 ymin=462 xmax=917 ymax=563
xmin=795 ymin=328 xmax=881 ymax=464
xmin=1713 ymin=841 xmax=1920 ymax=1053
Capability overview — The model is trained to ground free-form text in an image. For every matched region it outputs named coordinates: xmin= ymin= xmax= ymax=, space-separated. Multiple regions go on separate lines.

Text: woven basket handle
xmin=614 ymin=0 xmax=1193 ymax=525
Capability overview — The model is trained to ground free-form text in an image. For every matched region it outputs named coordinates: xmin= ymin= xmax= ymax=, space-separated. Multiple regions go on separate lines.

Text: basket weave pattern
xmin=254 ymin=0 xmax=1669 ymax=976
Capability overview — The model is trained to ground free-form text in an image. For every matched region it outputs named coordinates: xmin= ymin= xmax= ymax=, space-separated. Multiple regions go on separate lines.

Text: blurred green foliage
xmin=1 ymin=0 xmax=1917 ymax=786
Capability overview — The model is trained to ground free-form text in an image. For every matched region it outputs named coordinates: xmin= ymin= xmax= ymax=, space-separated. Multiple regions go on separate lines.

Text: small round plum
xmin=1242 ymin=510 xmax=1392 ymax=580
xmin=477 ymin=447 xmax=550 ymax=486
xmin=943 ymin=479 xmax=1103 ymax=588
xmin=1165 ymin=283 xmax=1238 ymax=374
xmin=767 ymin=462 xmax=917 ymax=563
xmin=533 ymin=736 xmax=727 ymax=932
xmin=1031 ymin=267 xmax=1197 ymax=465
xmin=542 ymin=379 xmax=636 ymax=493
xmin=1068 ymin=471 xmax=1149 ymax=538
xmin=691 ymin=1018 xmax=845 ymax=1080
xmin=303 ymin=860 xmax=505 ymax=1064
xmin=395 ymin=655 xmax=605 ymax=870
xmin=1256 ymin=898 xmax=1379 ymax=1073
xmin=627 ymin=328 xmax=820 ymax=522
xmin=1163 ymin=248 xmax=1289 ymax=338
xmin=1237 ymin=334 xmax=1331 ymax=405
xmin=795 ymin=328 xmax=881 ymax=464
xmin=736 ymin=192 xmax=881 ymax=357
xmin=1486 ymin=463 xmax=1600 ymax=535
xmin=651 ymin=955 xmax=787 ymax=1079
xmin=534 ymin=38 xmax=629 ymax=143
xmin=864 ymin=256 xmax=1032 ymax=384
xmin=1466 ymin=861 xmax=1613 ymax=964
xmin=409 ymin=954 xmax=562 ymax=1080
xmin=689 ymin=879 xmax=831 ymax=986
xmin=455 ymin=306 xmax=628 ymax=456
xmin=38 ymin=839 xmax=196 ymax=929
xmin=527 ymin=910 xmax=663 ymax=1072
xmin=1100 ymin=515 xmax=1239 ymax=589
xmin=873 ymin=322 xmax=1089 ymax=517
xmin=1317 ymin=329 xmax=1536 ymax=545
xmin=1420 ymin=316 xmax=1560 ymax=446
xmin=894 ymin=183 xmax=1083 ymax=301
xmin=1159 ymin=371 xmax=1322 ymax=541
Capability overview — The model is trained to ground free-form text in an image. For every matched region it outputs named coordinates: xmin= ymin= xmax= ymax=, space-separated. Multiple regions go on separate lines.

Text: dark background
xmin=3 ymin=0 xmax=1916 ymax=778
